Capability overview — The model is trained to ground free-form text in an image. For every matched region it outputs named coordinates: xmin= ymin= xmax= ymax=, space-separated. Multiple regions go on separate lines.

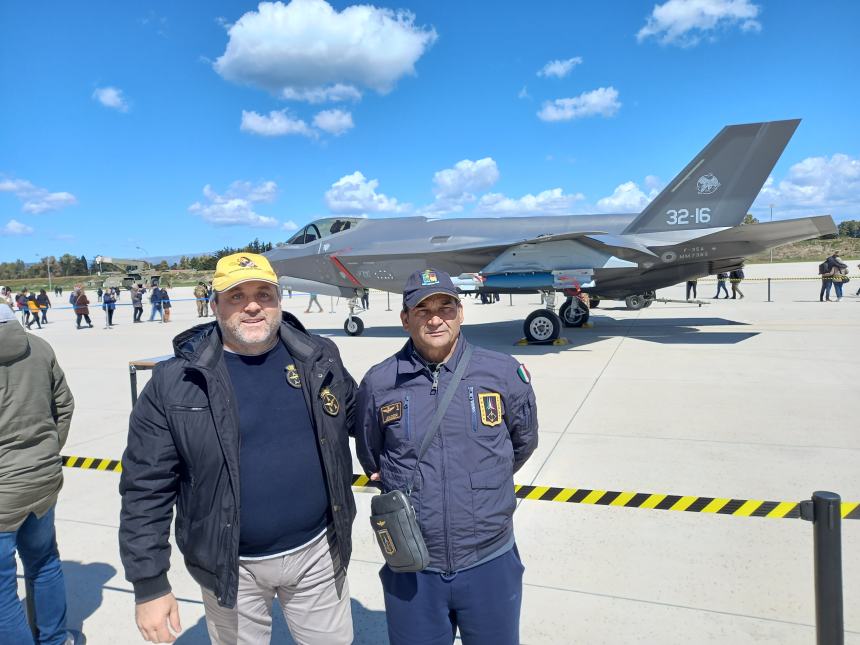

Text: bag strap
xmin=407 ymin=343 xmax=473 ymax=495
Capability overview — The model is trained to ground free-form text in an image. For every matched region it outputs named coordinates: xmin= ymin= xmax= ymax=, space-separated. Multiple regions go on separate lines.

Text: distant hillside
xmin=747 ymin=236 xmax=860 ymax=263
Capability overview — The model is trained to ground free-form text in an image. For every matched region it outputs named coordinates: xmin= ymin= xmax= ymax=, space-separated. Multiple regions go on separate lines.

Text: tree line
xmin=0 ymin=238 xmax=275 ymax=281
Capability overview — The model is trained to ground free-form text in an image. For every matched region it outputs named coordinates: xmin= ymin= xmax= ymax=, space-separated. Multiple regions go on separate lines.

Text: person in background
xmin=36 ymin=290 xmax=51 ymax=324
xmin=193 ymin=282 xmax=209 ymax=318
xmin=131 ymin=285 xmax=144 ymax=323
xmin=159 ymin=286 xmax=171 ymax=322
xmin=0 ymin=302 xmax=83 ymax=645
xmin=102 ymin=287 xmax=117 ymax=328
xmin=305 ymin=292 xmax=323 ymax=313
xmin=729 ymin=268 xmax=745 ymax=299
xmin=96 ymin=287 xmax=103 ymax=303
xmin=74 ymin=289 xmax=93 ymax=329
xmin=148 ymin=286 xmax=162 ymax=322
xmin=713 ymin=273 xmax=729 ymax=299
xmin=16 ymin=289 xmax=31 ymax=325
xmin=685 ymin=279 xmax=698 ymax=301
xmin=26 ymin=294 xmax=42 ymax=330
xmin=826 ymin=252 xmax=849 ymax=302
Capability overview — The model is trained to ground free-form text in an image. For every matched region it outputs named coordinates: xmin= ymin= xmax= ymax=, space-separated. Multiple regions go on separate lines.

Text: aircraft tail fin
xmin=622 ymin=119 xmax=800 ymax=235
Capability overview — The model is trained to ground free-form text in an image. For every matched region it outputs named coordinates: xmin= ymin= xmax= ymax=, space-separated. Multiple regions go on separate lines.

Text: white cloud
xmin=313 ymin=109 xmax=354 ymax=135
xmin=0 ymin=177 xmax=78 ymax=214
xmin=282 ymin=84 xmax=362 ymax=104
xmin=637 ymin=0 xmax=762 ymax=47
xmin=325 ymin=171 xmax=407 ymax=214
xmin=421 ymin=158 xmax=500 ymax=215
xmin=537 ymin=57 xmax=583 ymax=79
xmin=214 ymin=0 xmax=437 ymax=102
xmin=475 ymin=188 xmax=585 ymax=216
xmin=596 ymin=179 xmax=662 ymax=212
xmin=755 ymin=153 xmax=860 ymax=218
xmin=538 ymin=87 xmax=621 ymax=122
xmin=2 ymin=219 xmax=34 ymax=235
xmin=282 ymin=220 xmax=299 ymax=231
xmin=240 ymin=109 xmax=316 ymax=137
xmin=517 ymin=86 xmax=530 ymax=100
xmin=189 ymin=180 xmax=280 ymax=227
xmin=92 ymin=86 xmax=130 ymax=112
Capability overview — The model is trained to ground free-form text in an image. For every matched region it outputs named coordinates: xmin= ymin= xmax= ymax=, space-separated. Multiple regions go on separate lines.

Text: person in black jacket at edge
xmin=119 ymin=252 xmax=357 ymax=644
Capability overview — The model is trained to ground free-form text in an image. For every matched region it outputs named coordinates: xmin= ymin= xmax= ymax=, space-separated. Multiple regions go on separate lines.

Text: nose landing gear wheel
xmin=625 ymin=294 xmax=646 ymax=310
xmin=559 ymin=298 xmax=590 ymax=328
xmin=344 ymin=317 xmax=364 ymax=336
xmin=524 ymin=309 xmax=562 ymax=342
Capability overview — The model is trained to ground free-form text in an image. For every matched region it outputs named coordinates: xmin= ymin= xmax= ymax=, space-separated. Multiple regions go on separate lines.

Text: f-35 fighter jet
xmin=266 ymin=119 xmax=835 ymax=342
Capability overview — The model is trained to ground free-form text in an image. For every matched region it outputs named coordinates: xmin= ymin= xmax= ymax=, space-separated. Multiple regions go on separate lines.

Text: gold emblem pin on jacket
xmin=320 ymin=387 xmax=340 ymax=416
xmin=286 ymin=364 xmax=302 ymax=388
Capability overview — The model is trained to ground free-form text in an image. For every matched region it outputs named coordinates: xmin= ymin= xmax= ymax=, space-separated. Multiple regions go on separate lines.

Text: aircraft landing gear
xmin=559 ymin=297 xmax=590 ymax=327
xmin=625 ymin=294 xmax=647 ymax=310
xmin=590 ymin=296 xmax=601 ymax=308
xmin=523 ymin=290 xmax=562 ymax=342
xmin=343 ymin=295 xmax=365 ymax=336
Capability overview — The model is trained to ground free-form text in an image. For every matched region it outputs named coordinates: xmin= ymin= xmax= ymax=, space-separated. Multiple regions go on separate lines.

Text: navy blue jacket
xmin=119 ymin=313 xmax=357 ymax=608
xmin=356 ymin=336 xmax=538 ymax=573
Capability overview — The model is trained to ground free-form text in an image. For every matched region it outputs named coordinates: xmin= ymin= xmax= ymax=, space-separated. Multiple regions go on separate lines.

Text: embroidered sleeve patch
xmin=517 ymin=364 xmax=531 ymax=384
xmin=380 ymin=401 xmax=403 ymax=426
xmin=478 ymin=392 xmax=503 ymax=427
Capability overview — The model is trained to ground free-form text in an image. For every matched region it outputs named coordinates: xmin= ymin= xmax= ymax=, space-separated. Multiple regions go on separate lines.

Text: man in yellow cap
xmin=120 ymin=252 xmax=357 ymax=644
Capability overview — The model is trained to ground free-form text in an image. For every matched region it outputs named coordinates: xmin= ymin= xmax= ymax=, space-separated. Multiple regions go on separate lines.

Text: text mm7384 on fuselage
xmin=266 ymin=119 xmax=836 ymax=342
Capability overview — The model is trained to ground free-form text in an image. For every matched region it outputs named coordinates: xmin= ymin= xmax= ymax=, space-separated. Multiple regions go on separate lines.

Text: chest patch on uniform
xmin=286 ymin=364 xmax=302 ymax=388
xmin=320 ymin=388 xmax=340 ymax=416
xmin=478 ymin=392 xmax=502 ymax=427
xmin=379 ymin=401 xmax=402 ymax=426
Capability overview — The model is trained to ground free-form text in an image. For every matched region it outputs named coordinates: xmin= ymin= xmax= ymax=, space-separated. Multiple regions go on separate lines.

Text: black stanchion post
xmin=767 ymin=278 xmax=772 ymax=302
xmin=129 ymin=365 xmax=138 ymax=407
xmin=386 ymin=291 xmax=391 ymax=311
xmin=509 ymin=294 xmax=513 ymax=306
xmin=804 ymin=491 xmax=844 ymax=645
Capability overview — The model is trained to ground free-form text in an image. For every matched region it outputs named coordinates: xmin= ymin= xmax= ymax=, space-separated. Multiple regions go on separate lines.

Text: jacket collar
xmin=396 ymin=334 xmax=468 ymax=377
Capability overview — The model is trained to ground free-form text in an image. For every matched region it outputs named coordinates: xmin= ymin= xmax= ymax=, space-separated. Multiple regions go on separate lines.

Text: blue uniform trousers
xmin=380 ymin=545 xmax=524 ymax=645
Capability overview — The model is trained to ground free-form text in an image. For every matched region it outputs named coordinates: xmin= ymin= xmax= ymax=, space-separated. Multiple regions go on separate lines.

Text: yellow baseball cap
xmin=212 ymin=253 xmax=279 ymax=292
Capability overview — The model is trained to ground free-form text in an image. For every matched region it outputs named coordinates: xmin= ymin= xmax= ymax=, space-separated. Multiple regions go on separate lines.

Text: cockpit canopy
xmin=286 ymin=217 xmax=364 ymax=245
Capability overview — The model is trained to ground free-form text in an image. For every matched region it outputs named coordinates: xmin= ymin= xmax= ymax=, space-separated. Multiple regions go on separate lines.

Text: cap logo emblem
xmin=237 ymin=256 xmax=257 ymax=268
xmin=420 ymin=270 xmax=438 ymax=286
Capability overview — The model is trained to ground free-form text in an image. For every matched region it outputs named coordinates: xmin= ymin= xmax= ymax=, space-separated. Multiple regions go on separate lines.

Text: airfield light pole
xmin=37 ymin=254 xmax=53 ymax=292
xmin=769 ymin=204 xmax=775 ymax=263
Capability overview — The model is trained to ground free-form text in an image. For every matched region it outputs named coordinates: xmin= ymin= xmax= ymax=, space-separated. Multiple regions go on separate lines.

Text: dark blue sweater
xmin=224 ymin=342 xmax=329 ymax=557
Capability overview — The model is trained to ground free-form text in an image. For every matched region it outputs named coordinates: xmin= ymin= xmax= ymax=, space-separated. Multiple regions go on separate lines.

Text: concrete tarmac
xmin=13 ymin=261 xmax=860 ymax=644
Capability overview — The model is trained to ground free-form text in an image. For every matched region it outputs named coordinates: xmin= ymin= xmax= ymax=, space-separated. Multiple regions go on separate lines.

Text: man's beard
xmin=222 ymin=313 xmax=280 ymax=351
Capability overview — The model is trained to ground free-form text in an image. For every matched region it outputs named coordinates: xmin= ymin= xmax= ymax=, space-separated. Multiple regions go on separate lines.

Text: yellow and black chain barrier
xmin=697 ymin=274 xmax=857 ymax=283
xmin=62 ymin=455 xmax=860 ymax=521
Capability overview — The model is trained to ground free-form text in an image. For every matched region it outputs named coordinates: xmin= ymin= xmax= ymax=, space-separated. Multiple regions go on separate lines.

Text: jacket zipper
xmin=468 ymin=386 xmax=477 ymax=432
xmin=404 ymin=394 xmax=411 ymax=440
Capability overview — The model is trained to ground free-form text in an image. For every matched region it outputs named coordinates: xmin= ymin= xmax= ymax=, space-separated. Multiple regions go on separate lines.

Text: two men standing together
xmin=119 ymin=254 xmax=538 ymax=644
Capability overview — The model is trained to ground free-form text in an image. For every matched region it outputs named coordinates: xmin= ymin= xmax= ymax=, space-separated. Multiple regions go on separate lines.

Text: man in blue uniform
xmin=356 ymin=268 xmax=538 ymax=645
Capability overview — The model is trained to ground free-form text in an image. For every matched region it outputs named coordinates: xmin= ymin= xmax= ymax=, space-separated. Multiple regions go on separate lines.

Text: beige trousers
xmin=201 ymin=531 xmax=352 ymax=645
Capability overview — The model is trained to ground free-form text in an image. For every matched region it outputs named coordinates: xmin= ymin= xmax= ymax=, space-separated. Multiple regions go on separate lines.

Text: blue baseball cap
xmin=402 ymin=268 xmax=460 ymax=309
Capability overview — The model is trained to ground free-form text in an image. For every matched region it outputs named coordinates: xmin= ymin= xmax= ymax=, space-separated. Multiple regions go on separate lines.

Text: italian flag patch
xmin=517 ymin=364 xmax=531 ymax=384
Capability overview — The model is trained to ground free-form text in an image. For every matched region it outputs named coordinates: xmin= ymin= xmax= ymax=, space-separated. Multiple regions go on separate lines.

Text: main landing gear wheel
xmin=590 ymin=296 xmax=601 ymax=308
xmin=344 ymin=317 xmax=364 ymax=336
xmin=625 ymin=294 xmax=647 ymax=310
xmin=643 ymin=290 xmax=656 ymax=308
xmin=524 ymin=309 xmax=562 ymax=342
xmin=559 ymin=298 xmax=590 ymax=328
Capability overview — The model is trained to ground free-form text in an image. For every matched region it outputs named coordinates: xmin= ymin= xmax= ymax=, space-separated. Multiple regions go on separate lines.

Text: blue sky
xmin=2 ymin=0 xmax=858 ymax=261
